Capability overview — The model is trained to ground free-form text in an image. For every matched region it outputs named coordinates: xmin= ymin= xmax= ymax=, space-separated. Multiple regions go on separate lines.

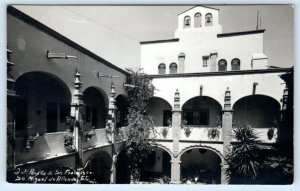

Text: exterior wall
xmin=7 ymin=12 xmax=127 ymax=104
xmin=175 ymin=6 xmax=222 ymax=37
xmin=141 ymin=6 xmax=267 ymax=75
xmin=150 ymin=71 xmax=286 ymax=110
xmin=141 ymin=41 xmax=180 ymax=75
xmin=8 ymin=8 xmax=128 ymax=169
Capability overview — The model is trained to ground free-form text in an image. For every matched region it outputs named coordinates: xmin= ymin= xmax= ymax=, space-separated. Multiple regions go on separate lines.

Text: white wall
xmin=151 ymin=71 xmax=286 ymax=110
xmin=141 ymin=6 xmax=267 ymax=75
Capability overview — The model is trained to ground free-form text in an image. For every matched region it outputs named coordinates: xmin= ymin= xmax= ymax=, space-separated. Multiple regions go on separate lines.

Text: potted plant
xmin=65 ymin=116 xmax=75 ymax=132
xmin=167 ymin=118 xmax=172 ymax=127
xmin=267 ymin=127 xmax=275 ymax=140
xmin=184 ymin=126 xmax=192 ymax=137
xmin=86 ymin=127 xmax=95 ymax=141
xmin=161 ymin=127 xmax=168 ymax=138
xmin=64 ymin=134 xmax=75 ymax=152
xmin=208 ymin=128 xmax=220 ymax=140
xmin=105 ymin=123 xmax=113 ymax=143
xmin=25 ymin=133 xmax=39 ymax=151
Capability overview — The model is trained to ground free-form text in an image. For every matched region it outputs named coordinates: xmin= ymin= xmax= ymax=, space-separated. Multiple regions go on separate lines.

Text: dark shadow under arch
xmin=84 ymin=151 xmax=112 ymax=184
xmin=233 ymin=95 xmax=281 ymax=128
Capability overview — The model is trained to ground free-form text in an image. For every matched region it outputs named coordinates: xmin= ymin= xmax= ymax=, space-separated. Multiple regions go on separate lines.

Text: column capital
xmin=222 ymin=109 xmax=233 ymax=113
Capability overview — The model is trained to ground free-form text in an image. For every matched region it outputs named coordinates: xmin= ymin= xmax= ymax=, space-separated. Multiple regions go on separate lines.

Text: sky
xmin=13 ymin=5 xmax=294 ymax=70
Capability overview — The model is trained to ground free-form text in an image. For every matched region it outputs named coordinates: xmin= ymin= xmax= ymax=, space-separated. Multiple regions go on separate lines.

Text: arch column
xmin=221 ymin=87 xmax=232 ymax=184
xmin=107 ymin=82 xmax=117 ymax=184
xmin=110 ymin=154 xmax=117 ymax=184
xmin=170 ymin=156 xmax=181 ymax=184
xmin=71 ymin=69 xmax=85 ymax=175
xmin=172 ymin=89 xmax=181 ymax=155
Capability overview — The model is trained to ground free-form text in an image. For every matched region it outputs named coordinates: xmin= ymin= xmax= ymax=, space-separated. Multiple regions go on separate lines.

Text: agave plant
xmin=225 ymin=124 xmax=262 ymax=184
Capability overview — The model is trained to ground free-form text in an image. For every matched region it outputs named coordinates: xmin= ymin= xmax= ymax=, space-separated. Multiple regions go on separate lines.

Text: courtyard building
xmin=6 ymin=5 xmax=292 ymax=184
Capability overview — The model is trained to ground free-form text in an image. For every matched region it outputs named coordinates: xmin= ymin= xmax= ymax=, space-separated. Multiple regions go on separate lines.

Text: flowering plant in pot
xmin=208 ymin=128 xmax=220 ymax=140
xmin=86 ymin=127 xmax=95 ymax=141
xmin=65 ymin=116 xmax=75 ymax=132
xmin=64 ymin=134 xmax=75 ymax=152
xmin=161 ymin=127 xmax=168 ymax=138
xmin=25 ymin=133 xmax=39 ymax=151
xmin=184 ymin=126 xmax=193 ymax=137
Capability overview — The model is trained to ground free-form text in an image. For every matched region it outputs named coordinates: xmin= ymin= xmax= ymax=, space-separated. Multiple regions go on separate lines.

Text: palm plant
xmin=225 ymin=124 xmax=262 ymax=184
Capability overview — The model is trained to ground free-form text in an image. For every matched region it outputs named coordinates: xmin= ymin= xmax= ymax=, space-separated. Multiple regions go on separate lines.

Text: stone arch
xmin=179 ymin=145 xmax=223 ymax=184
xmin=14 ymin=71 xmax=72 ymax=136
xmin=82 ymin=86 xmax=109 ymax=108
xmin=179 ymin=145 xmax=223 ymax=160
xmin=82 ymin=87 xmax=108 ymax=130
xmin=153 ymin=143 xmax=173 ymax=158
xmin=83 ymin=151 xmax=112 ymax=184
xmin=232 ymin=94 xmax=281 ymax=128
xmin=158 ymin=63 xmax=166 ymax=74
xmin=147 ymin=97 xmax=173 ymax=127
xmin=139 ymin=143 xmax=172 ymax=182
xmin=182 ymin=96 xmax=222 ymax=127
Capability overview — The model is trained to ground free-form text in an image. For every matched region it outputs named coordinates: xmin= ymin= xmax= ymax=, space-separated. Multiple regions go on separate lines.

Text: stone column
xmin=110 ymin=155 xmax=117 ymax=184
xmin=221 ymin=87 xmax=233 ymax=184
xmin=71 ymin=69 xmax=84 ymax=173
xmin=220 ymin=159 xmax=229 ymax=184
xmin=107 ymin=82 xmax=117 ymax=184
xmin=170 ymin=156 xmax=181 ymax=184
xmin=172 ymin=89 xmax=181 ymax=156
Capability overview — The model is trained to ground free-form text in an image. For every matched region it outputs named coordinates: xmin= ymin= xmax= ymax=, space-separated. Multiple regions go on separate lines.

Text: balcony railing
xmin=152 ymin=126 xmax=277 ymax=143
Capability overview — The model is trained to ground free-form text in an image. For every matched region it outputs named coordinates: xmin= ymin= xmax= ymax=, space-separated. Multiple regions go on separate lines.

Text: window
xmin=158 ymin=63 xmax=166 ymax=74
xmin=169 ymin=63 xmax=178 ymax=74
xmin=183 ymin=109 xmax=209 ymax=126
xmin=231 ymin=58 xmax=241 ymax=71
xmin=205 ymin=13 xmax=213 ymax=26
xmin=218 ymin=59 xmax=227 ymax=71
xmin=194 ymin=13 xmax=202 ymax=27
xmin=203 ymin=56 xmax=209 ymax=67
xmin=184 ymin=16 xmax=191 ymax=28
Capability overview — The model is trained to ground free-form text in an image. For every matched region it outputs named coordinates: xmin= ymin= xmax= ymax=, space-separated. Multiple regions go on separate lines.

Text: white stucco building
xmin=140 ymin=6 xmax=290 ymax=184
xmin=141 ymin=6 xmax=268 ymax=75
